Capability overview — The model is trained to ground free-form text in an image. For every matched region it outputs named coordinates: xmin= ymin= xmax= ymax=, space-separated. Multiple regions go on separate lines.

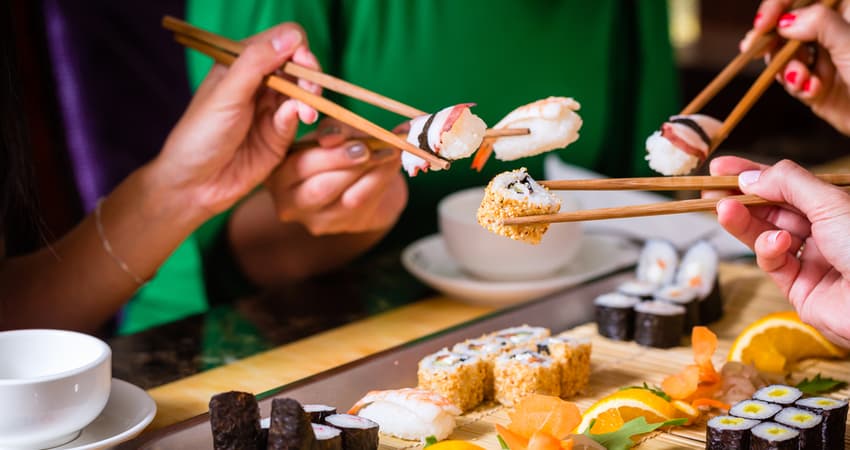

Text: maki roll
xmin=268 ymin=398 xmax=315 ymax=450
xmin=477 ymin=168 xmax=561 ymax=244
xmin=636 ymin=239 xmax=679 ymax=286
xmin=676 ymin=241 xmax=723 ymax=324
xmin=616 ymin=278 xmax=657 ymax=302
xmin=750 ymin=422 xmax=800 ymax=450
xmin=324 ymin=414 xmax=379 ymax=450
xmin=774 ymin=407 xmax=822 ymax=450
xmin=594 ymin=293 xmax=640 ymax=341
xmin=633 ymin=300 xmax=685 ymax=349
xmin=753 ymin=385 xmax=803 ymax=406
xmin=537 ymin=335 xmax=592 ymax=398
xmin=795 ymin=396 xmax=848 ymax=450
xmin=304 ymin=404 xmax=336 ymax=423
xmin=311 ymin=424 xmax=342 ymax=450
xmin=730 ymin=399 xmax=783 ymax=421
xmin=645 ymin=114 xmax=722 ymax=176
xmin=493 ymin=349 xmax=560 ymax=406
xmin=654 ymin=285 xmax=699 ymax=332
xmin=403 ymin=103 xmax=486 ymax=176
xmin=418 ymin=349 xmax=486 ymax=412
xmin=488 ymin=325 xmax=551 ymax=348
xmin=209 ymin=391 xmax=263 ymax=450
xmin=452 ymin=337 xmax=512 ymax=400
xmin=706 ymin=415 xmax=759 ymax=450
xmin=489 ymin=97 xmax=583 ymax=161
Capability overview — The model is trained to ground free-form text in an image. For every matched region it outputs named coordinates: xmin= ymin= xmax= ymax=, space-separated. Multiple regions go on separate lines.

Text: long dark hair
xmin=1 ymin=1 xmax=42 ymax=255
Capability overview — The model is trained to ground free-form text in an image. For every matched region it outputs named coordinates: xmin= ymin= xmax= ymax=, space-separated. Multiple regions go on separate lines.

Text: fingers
xmin=279 ymin=141 xmax=371 ymax=185
xmin=292 ymin=46 xmax=321 ymax=124
xmin=313 ymin=118 xmax=369 ymax=148
xmin=716 ymin=199 xmax=809 ymax=252
xmin=740 ymin=0 xmax=793 ymax=53
xmin=703 ymin=156 xmax=770 ymax=199
xmin=775 ymin=3 xmax=850 ymax=56
xmin=753 ymin=229 xmax=801 ymax=296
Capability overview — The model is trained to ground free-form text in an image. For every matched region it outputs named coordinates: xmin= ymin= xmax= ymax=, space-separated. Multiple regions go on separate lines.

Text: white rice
xmin=753 ymin=385 xmax=803 ymax=405
xmin=707 ymin=415 xmax=760 ymax=431
xmin=491 ymin=168 xmax=560 ymax=207
xmin=774 ymin=407 xmax=823 ymax=429
xmin=751 ymin=422 xmax=799 ymax=442
xmin=730 ymin=399 xmax=782 ymax=420
xmin=637 ymin=239 xmax=679 ymax=286
xmin=594 ymin=292 xmax=640 ymax=308
xmin=634 ymin=300 xmax=685 ymax=316
xmin=645 ymin=131 xmax=700 ymax=176
xmin=676 ymin=241 xmax=718 ymax=299
xmin=439 ymin=108 xmax=487 ymax=160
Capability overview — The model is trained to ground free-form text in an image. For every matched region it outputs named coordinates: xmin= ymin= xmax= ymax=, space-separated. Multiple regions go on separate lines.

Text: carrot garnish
xmin=527 ymin=431 xmax=565 ymax=450
xmin=496 ymin=423 xmax=529 ymax=450
xmin=470 ymin=141 xmax=493 ymax=171
xmin=662 ymin=327 xmax=722 ymax=402
xmin=691 ymin=398 xmax=731 ymax=411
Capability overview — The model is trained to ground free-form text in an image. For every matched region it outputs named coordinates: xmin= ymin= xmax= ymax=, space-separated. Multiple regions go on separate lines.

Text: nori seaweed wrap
xmin=209 ymin=391 xmax=263 ymax=450
xmin=311 ymin=424 xmax=343 ymax=450
xmin=706 ymin=415 xmax=759 ymax=450
xmin=750 ymin=421 xmax=800 ymax=450
xmin=774 ymin=407 xmax=822 ymax=450
xmin=325 ymin=413 xmax=379 ymax=450
xmin=654 ymin=285 xmax=699 ymax=332
xmin=304 ymin=404 xmax=337 ymax=423
xmin=633 ymin=300 xmax=685 ymax=348
xmin=594 ymin=293 xmax=639 ymax=341
xmin=698 ymin=277 xmax=724 ymax=324
xmin=268 ymin=398 xmax=316 ymax=450
xmin=796 ymin=396 xmax=848 ymax=450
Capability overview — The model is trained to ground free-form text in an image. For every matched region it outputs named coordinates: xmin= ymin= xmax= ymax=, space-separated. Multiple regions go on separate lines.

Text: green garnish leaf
xmin=424 ymin=435 xmax=438 ymax=447
xmin=497 ymin=435 xmax=510 ymax=450
xmin=583 ymin=416 xmax=687 ymax=450
xmin=796 ymin=374 xmax=848 ymax=395
xmin=619 ymin=382 xmax=672 ymax=402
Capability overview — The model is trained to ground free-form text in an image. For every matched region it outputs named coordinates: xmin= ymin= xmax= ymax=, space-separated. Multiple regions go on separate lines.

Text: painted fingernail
xmin=785 ymin=71 xmax=798 ymax=84
xmin=271 ymin=30 xmax=301 ymax=54
xmin=739 ymin=170 xmax=762 ymax=187
xmin=778 ymin=13 xmax=796 ymax=28
xmin=370 ymin=148 xmax=396 ymax=161
xmin=754 ymin=12 xmax=763 ymax=27
xmin=346 ymin=143 xmax=368 ymax=160
xmin=802 ymin=79 xmax=812 ymax=92
xmin=319 ymin=125 xmax=340 ymax=136
xmin=768 ymin=229 xmax=782 ymax=244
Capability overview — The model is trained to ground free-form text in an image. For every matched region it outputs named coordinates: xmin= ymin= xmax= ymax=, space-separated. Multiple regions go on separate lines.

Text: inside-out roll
xmin=645 ymin=114 xmax=722 ymax=176
xmin=477 ymin=168 xmax=561 ymax=244
xmin=403 ymin=103 xmax=487 ymax=176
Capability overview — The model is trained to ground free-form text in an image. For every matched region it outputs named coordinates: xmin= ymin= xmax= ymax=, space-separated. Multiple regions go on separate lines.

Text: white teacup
xmin=0 ymin=329 xmax=112 ymax=449
xmin=438 ymin=186 xmax=583 ymax=281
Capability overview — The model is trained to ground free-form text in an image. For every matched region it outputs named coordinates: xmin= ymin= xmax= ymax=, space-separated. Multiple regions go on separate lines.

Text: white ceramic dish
xmin=402 ymin=233 xmax=639 ymax=306
xmin=52 ymin=378 xmax=156 ymax=450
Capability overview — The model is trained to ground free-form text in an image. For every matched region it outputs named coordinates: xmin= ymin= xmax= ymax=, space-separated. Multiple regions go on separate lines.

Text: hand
xmin=152 ymin=23 xmax=321 ymax=218
xmin=265 ymin=118 xmax=408 ymax=235
xmin=709 ymin=156 xmax=850 ymax=347
xmin=741 ymin=1 xmax=850 ymax=134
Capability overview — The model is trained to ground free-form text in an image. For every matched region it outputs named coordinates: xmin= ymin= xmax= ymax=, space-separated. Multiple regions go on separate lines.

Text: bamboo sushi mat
xmin=378 ymin=273 xmax=850 ymax=449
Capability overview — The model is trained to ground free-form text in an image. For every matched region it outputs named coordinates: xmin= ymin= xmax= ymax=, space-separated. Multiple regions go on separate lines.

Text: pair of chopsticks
xmin=162 ymin=16 xmax=527 ymax=167
xmin=500 ymin=174 xmax=850 ymax=225
xmin=684 ymin=0 xmax=835 ymax=154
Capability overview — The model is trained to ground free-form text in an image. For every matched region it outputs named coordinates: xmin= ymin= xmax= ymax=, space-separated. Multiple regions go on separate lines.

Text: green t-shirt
xmin=121 ymin=0 xmax=679 ymax=333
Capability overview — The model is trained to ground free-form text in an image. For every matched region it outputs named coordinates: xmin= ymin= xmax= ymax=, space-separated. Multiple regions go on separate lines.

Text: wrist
xmin=133 ymin=161 xmax=213 ymax=231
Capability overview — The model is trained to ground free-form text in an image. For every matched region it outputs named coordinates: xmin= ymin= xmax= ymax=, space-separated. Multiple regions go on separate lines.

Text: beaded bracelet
xmin=95 ymin=198 xmax=146 ymax=286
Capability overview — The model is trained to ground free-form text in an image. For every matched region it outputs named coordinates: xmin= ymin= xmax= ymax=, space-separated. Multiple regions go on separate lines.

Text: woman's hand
xmin=709 ymin=156 xmax=850 ymax=347
xmin=152 ymin=23 xmax=321 ymax=219
xmin=742 ymin=1 xmax=850 ymax=134
xmin=264 ymin=118 xmax=407 ymax=236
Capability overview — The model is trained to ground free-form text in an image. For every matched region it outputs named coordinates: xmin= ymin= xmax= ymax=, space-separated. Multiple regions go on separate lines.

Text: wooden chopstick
xmin=289 ymin=128 xmax=527 ymax=153
xmin=539 ymin=174 xmax=850 ymax=191
xmin=172 ymin=33 xmax=450 ymax=170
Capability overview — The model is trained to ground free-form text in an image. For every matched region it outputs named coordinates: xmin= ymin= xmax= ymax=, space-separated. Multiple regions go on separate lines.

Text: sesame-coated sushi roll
xmin=304 ymin=404 xmax=337 ymax=423
xmin=594 ymin=293 xmax=640 ymax=341
xmin=616 ymin=278 xmax=657 ymax=301
xmin=774 ymin=407 xmax=822 ymax=450
xmin=636 ymin=239 xmax=679 ymax=286
xmin=730 ymin=399 xmax=783 ymax=421
xmin=402 ymin=103 xmax=487 ymax=176
xmin=753 ymin=385 xmax=803 ymax=406
xmin=795 ymin=396 xmax=848 ymax=450
xmin=493 ymin=349 xmax=560 ymax=406
xmin=676 ymin=241 xmax=723 ymax=324
xmin=645 ymin=114 xmax=722 ymax=176
xmin=477 ymin=168 xmax=561 ymax=244
xmin=537 ymin=335 xmax=592 ymax=398
xmin=311 ymin=424 xmax=343 ymax=450
xmin=654 ymin=285 xmax=699 ymax=332
xmin=452 ymin=337 xmax=512 ymax=400
xmin=209 ymin=391 xmax=263 ymax=450
xmin=750 ymin=422 xmax=800 ymax=450
xmin=418 ymin=349 xmax=486 ymax=412
xmin=633 ymin=300 xmax=685 ymax=348
xmin=706 ymin=415 xmax=759 ymax=450
xmin=489 ymin=325 xmax=551 ymax=349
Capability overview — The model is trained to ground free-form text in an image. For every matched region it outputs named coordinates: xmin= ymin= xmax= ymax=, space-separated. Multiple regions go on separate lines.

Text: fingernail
xmin=271 ymin=30 xmax=301 ymax=54
xmin=319 ymin=125 xmax=340 ymax=136
xmin=802 ymin=79 xmax=812 ymax=92
xmin=778 ymin=13 xmax=796 ymax=28
xmin=768 ymin=230 xmax=782 ymax=244
xmin=346 ymin=143 xmax=368 ymax=160
xmin=370 ymin=148 xmax=396 ymax=161
xmin=739 ymin=170 xmax=762 ymax=187
xmin=754 ymin=12 xmax=763 ymax=27
xmin=785 ymin=71 xmax=798 ymax=84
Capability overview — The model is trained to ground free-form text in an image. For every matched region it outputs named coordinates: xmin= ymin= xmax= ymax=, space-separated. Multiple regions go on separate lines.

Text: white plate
xmin=51 ymin=378 xmax=156 ymax=450
xmin=401 ymin=234 xmax=639 ymax=306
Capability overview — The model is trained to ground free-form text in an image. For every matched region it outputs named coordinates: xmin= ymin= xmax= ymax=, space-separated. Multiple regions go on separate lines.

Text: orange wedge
xmin=728 ymin=311 xmax=847 ymax=373
xmin=588 ymin=408 xmax=625 ymax=434
xmin=576 ymin=388 xmax=680 ymax=433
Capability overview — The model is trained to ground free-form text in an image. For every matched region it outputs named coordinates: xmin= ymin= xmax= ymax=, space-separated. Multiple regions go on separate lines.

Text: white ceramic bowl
xmin=438 ymin=186 xmax=583 ymax=281
xmin=0 ymin=329 xmax=112 ymax=449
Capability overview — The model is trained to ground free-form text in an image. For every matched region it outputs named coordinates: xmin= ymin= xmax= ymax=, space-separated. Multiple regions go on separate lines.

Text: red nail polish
xmin=779 ymin=13 xmax=796 ymax=27
xmin=785 ymin=71 xmax=798 ymax=84
xmin=754 ymin=12 xmax=763 ymax=27
xmin=802 ymin=79 xmax=812 ymax=92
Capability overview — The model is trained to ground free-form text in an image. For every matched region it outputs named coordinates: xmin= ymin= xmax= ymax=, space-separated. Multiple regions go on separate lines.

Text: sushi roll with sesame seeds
xmin=488 ymin=325 xmax=551 ymax=349
xmin=706 ymin=415 xmax=760 ymax=450
xmin=774 ymin=407 xmax=822 ymax=450
xmin=594 ymin=293 xmax=640 ymax=341
xmin=417 ymin=349 xmax=486 ymax=412
xmin=452 ymin=337 xmax=512 ymax=400
xmin=536 ymin=335 xmax=592 ymax=398
xmin=477 ymin=168 xmax=561 ymax=244
xmin=645 ymin=114 xmax=722 ymax=176
xmin=730 ymin=399 xmax=783 ymax=421
xmin=493 ymin=349 xmax=560 ymax=406
xmin=676 ymin=241 xmax=723 ymax=324
xmin=636 ymin=239 xmax=679 ymax=286
xmin=795 ymin=396 xmax=848 ymax=449
xmin=654 ymin=285 xmax=700 ymax=332
xmin=753 ymin=385 xmax=803 ymax=406
xmin=750 ymin=422 xmax=800 ymax=450
xmin=616 ymin=278 xmax=657 ymax=301
xmin=633 ymin=300 xmax=685 ymax=348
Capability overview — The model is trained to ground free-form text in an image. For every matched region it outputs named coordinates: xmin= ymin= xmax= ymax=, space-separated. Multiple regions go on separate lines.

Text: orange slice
xmin=577 ymin=388 xmax=680 ymax=433
xmin=728 ymin=311 xmax=847 ymax=373
xmin=508 ymin=394 xmax=582 ymax=440
xmin=588 ymin=408 xmax=625 ymax=434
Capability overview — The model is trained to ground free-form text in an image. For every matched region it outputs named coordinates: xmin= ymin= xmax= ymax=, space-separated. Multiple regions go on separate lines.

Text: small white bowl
xmin=0 ymin=329 xmax=112 ymax=449
xmin=438 ymin=186 xmax=583 ymax=281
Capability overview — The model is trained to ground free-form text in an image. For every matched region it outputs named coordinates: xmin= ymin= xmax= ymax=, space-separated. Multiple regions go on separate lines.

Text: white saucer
xmin=402 ymin=234 xmax=639 ymax=306
xmin=50 ymin=378 xmax=156 ymax=450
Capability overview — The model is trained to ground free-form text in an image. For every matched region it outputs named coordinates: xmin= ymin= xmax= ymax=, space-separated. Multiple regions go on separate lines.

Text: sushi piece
xmin=774 ymin=407 xmax=823 ymax=450
xmin=706 ymin=415 xmax=760 ymax=450
xmin=654 ymin=285 xmax=699 ymax=332
xmin=403 ymin=103 xmax=487 ymax=176
xmin=536 ymin=335 xmax=592 ymax=398
xmin=349 ymin=388 xmax=460 ymax=441
xmin=594 ymin=293 xmax=640 ymax=341
xmin=268 ymin=398 xmax=316 ymax=450
xmin=636 ymin=239 xmax=679 ymax=287
xmin=418 ymin=349 xmax=486 ymax=412
xmin=452 ymin=337 xmax=512 ymax=400
xmin=616 ymin=278 xmax=657 ymax=301
xmin=324 ymin=414 xmax=379 ymax=450
xmin=488 ymin=325 xmax=551 ymax=348
xmin=676 ymin=241 xmax=723 ymax=324
xmin=750 ymin=421 xmax=800 ymax=450
xmin=311 ymin=424 xmax=343 ymax=450
xmin=493 ymin=349 xmax=560 ymax=406
xmin=730 ymin=399 xmax=783 ymax=421
xmin=209 ymin=391 xmax=263 ymax=450
xmin=795 ymin=396 xmax=848 ymax=450
xmin=753 ymin=385 xmax=803 ymax=406
xmin=304 ymin=404 xmax=337 ymax=423
xmin=645 ymin=113 xmax=722 ymax=176
xmin=633 ymin=300 xmax=685 ymax=349
xmin=477 ymin=168 xmax=561 ymax=244
xmin=490 ymin=97 xmax=583 ymax=162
